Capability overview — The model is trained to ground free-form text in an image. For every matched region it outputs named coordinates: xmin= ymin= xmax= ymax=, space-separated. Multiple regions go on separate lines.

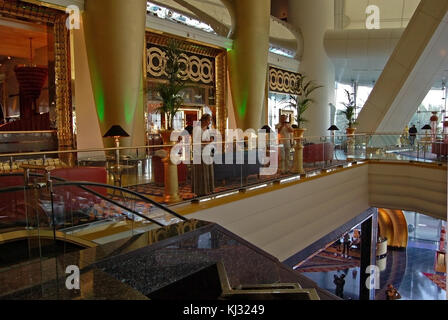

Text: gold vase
xmin=160 ymin=129 xmax=174 ymax=145
xmin=346 ymin=127 xmax=356 ymax=135
xmin=293 ymin=128 xmax=307 ymax=139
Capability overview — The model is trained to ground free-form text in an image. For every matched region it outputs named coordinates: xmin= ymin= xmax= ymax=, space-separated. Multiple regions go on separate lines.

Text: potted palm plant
xmin=156 ymin=39 xmax=186 ymax=143
xmin=339 ymin=89 xmax=357 ymax=135
xmin=286 ymin=75 xmax=323 ymax=138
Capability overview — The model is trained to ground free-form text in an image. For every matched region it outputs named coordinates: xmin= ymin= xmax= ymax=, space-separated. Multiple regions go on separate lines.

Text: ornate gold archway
xmin=0 ymin=0 xmax=73 ymax=149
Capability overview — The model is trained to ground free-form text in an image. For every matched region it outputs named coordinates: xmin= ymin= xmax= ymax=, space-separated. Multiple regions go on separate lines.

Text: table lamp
xmin=328 ymin=125 xmax=339 ymax=144
xmin=422 ymin=124 xmax=432 ymax=139
xmin=103 ymin=125 xmax=130 ymax=169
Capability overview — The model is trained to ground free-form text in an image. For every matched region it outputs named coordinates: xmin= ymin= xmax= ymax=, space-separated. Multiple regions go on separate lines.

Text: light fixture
xmin=103 ymin=125 xmax=130 ymax=169
xmin=328 ymin=125 xmax=339 ymax=144
xmin=421 ymin=124 xmax=432 ymax=130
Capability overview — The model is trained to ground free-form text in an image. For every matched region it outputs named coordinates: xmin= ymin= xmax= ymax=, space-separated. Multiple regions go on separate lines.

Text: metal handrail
xmin=0 ymin=176 xmax=188 ymax=226
xmin=0 ymin=182 xmax=164 ymax=226
xmin=50 ymin=181 xmax=187 ymax=222
xmin=0 ymin=132 xmax=445 ymax=159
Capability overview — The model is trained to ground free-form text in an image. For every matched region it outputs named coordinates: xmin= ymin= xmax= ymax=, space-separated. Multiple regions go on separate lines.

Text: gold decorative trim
xmin=215 ymin=52 xmax=227 ymax=136
xmin=54 ymin=15 xmax=73 ymax=148
xmin=0 ymin=229 xmax=97 ymax=248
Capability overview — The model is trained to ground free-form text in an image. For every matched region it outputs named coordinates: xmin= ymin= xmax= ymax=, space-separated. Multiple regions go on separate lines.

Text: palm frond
xmin=287 ymin=75 xmax=323 ymax=128
xmin=152 ymin=39 xmax=186 ymax=130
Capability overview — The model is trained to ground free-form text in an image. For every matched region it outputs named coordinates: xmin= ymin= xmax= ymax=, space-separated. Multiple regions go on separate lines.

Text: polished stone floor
xmin=302 ymin=239 xmax=446 ymax=300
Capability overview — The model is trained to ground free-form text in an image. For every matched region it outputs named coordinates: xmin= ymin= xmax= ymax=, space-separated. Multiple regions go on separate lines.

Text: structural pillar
xmin=359 ymin=211 xmax=378 ymax=300
xmin=288 ymin=0 xmax=335 ymax=137
xmin=227 ymin=0 xmax=270 ymax=131
xmin=83 ymin=0 xmax=147 ymax=148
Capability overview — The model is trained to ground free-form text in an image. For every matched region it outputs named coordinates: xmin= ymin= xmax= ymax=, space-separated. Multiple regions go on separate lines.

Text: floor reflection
xmin=301 ymin=239 xmax=446 ymax=300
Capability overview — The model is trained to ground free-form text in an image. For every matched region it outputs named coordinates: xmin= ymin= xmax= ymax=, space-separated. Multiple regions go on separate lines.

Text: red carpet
xmin=422 ymin=273 xmax=446 ymax=291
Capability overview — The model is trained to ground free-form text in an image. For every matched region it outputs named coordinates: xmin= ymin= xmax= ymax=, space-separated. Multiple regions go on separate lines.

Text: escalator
xmin=0 ymin=172 xmax=188 ymax=268
xmin=0 ymin=172 xmax=332 ymax=300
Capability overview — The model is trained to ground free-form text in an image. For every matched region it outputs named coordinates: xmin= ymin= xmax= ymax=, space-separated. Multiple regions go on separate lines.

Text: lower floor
xmin=301 ymin=240 xmax=446 ymax=300
xmin=298 ymin=211 xmax=447 ymax=300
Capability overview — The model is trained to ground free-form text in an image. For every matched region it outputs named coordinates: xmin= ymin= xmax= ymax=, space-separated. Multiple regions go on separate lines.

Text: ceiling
xmin=333 ymin=0 xmax=448 ymax=89
xmin=344 ymin=0 xmax=421 ymax=29
xmin=149 ymin=0 xmax=298 ymax=52
xmin=0 ymin=17 xmax=48 ymax=61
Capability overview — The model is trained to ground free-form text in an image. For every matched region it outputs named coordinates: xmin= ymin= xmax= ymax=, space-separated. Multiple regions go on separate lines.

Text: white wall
xmin=187 ymin=165 xmax=370 ymax=262
xmin=184 ymin=162 xmax=447 ymax=261
xmin=369 ymin=162 xmax=447 ymax=220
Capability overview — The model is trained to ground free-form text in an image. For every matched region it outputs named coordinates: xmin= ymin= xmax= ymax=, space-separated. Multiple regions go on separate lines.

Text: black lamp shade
xmin=103 ymin=125 xmax=130 ymax=138
xmin=421 ymin=124 xmax=432 ymax=130
xmin=261 ymin=125 xmax=272 ymax=133
xmin=328 ymin=125 xmax=340 ymax=131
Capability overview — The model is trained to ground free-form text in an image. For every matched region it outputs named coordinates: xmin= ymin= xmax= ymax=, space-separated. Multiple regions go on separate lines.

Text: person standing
xmin=276 ymin=115 xmax=294 ymax=174
xmin=192 ymin=114 xmax=215 ymax=197
xmin=342 ymin=233 xmax=351 ymax=258
xmin=334 ymin=274 xmax=346 ymax=299
xmin=409 ymin=124 xmax=418 ymax=146
xmin=386 ymin=284 xmax=401 ymax=300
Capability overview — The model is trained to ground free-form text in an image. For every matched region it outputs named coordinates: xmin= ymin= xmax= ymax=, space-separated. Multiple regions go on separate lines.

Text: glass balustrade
xmin=0 ymin=132 xmax=445 ymax=208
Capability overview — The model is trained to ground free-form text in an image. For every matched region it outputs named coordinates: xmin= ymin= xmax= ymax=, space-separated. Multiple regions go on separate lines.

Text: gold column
xmin=228 ymin=0 xmax=270 ymax=131
xmin=215 ymin=52 xmax=227 ymax=137
xmin=83 ymin=0 xmax=147 ymax=148
xmin=54 ymin=16 xmax=73 ymax=145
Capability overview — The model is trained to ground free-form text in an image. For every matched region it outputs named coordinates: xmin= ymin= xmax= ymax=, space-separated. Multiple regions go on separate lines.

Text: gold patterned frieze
xmin=269 ymin=66 xmax=302 ymax=95
xmin=147 ymin=44 xmax=215 ymax=86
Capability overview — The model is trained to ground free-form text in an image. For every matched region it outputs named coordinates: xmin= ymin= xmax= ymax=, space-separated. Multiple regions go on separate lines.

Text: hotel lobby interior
xmin=0 ymin=0 xmax=446 ymax=302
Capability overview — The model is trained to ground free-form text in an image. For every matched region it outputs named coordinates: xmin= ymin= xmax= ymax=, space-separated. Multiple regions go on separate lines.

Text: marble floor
xmin=302 ymin=239 xmax=447 ymax=300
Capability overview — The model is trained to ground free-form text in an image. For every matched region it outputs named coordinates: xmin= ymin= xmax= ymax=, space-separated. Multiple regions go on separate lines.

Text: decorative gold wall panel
xmin=147 ymin=44 xmax=215 ymax=85
xmin=215 ymin=52 xmax=227 ymax=135
xmin=54 ymin=15 xmax=73 ymax=149
xmin=269 ymin=66 xmax=302 ymax=95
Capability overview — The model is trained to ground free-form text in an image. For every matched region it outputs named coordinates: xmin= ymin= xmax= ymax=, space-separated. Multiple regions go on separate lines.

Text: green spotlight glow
xmin=238 ymin=91 xmax=248 ymax=117
xmin=93 ymin=73 xmax=105 ymax=122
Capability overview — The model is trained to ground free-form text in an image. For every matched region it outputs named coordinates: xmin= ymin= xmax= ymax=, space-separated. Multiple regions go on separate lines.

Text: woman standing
xmin=192 ymin=114 xmax=215 ymax=197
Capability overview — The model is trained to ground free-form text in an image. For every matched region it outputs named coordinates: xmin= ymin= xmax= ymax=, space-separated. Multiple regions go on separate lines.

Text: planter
xmin=346 ymin=127 xmax=356 ymax=135
xmin=293 ymin=128 xmax=307 ymax=139
xmin=160 ymin=129 xmax=174 ymax=145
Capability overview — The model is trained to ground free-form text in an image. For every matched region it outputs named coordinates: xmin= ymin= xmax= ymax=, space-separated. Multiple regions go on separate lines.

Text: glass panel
xmin=415 ymin=214 xmax=441 ymax=242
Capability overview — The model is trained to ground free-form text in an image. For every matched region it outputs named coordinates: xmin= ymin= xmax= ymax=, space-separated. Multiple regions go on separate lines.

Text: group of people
xmin=185 ymin=113 xmax=296 ymax=197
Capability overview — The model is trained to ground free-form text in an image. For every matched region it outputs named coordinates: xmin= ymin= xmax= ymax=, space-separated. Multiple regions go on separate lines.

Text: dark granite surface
xmin=1 ymin=219 xmax=338 ymax=300
xmin=2 ymin=268 xmax=148 ymax=300
xmin=95 ymin=223 xmax=339 ymax=300
xmin=0 ymin=219 xmax=210 ymax=298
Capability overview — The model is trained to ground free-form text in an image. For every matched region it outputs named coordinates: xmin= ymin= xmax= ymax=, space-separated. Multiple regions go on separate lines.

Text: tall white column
xmin=288 ymin=0 xmax=335 ymax=138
